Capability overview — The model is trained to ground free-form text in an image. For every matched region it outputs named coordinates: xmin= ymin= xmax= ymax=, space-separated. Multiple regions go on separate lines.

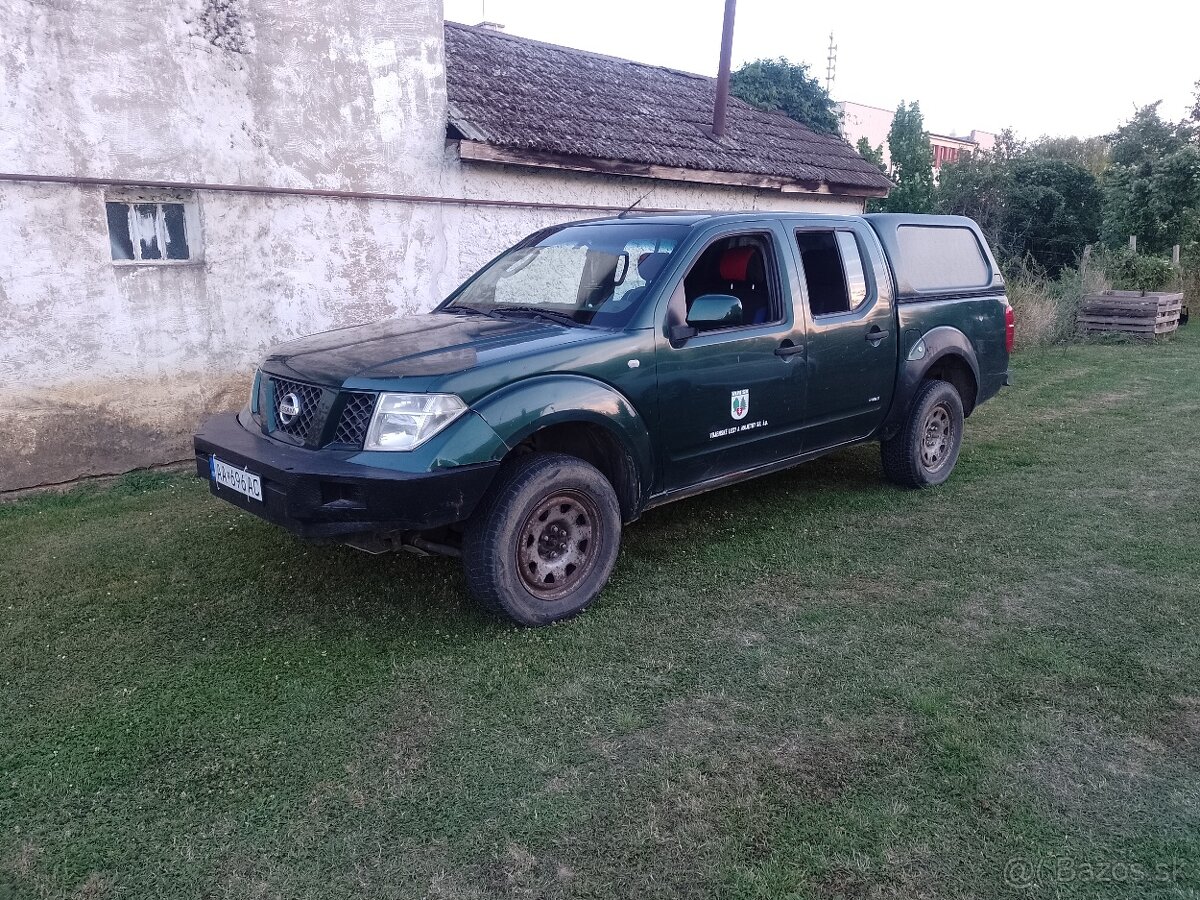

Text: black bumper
xmin=193 ymin=413 xmax=500 ymax=539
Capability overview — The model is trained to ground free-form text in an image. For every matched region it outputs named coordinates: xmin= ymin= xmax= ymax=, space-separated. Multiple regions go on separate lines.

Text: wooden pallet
xmin=1077 ymin=291 xmax=1183 ymax=336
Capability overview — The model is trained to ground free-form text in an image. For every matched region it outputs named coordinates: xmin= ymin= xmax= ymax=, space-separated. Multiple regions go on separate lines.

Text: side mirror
xmin=687 ymin=294 xmax=743 ymax=329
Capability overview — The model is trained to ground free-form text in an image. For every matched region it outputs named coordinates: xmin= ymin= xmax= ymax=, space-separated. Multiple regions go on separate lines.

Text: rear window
xmin=896 ymin=225 xmax=990 ymax=292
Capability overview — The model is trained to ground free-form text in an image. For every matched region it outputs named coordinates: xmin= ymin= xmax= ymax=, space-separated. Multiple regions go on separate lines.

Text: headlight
xmin=364 ymin=393 xmax=468 ymax=451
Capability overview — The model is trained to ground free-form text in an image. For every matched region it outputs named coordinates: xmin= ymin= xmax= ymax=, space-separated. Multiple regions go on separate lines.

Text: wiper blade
xmin=497 ymin=306 xmax=583 ymax=327
xmin=446 ymin=304 xmax=505 ymax=320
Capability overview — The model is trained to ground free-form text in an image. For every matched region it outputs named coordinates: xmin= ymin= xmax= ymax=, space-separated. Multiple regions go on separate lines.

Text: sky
xmin=444 ymin=0 xmax=1199 ymax=140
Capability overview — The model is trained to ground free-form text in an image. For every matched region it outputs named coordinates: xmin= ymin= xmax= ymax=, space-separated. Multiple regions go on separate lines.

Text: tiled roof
xmin=443 ymin=22 xmax=893 ymax=195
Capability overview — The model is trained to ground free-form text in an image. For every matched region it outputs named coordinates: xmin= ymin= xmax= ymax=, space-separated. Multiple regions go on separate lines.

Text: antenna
xmin=825 ymin=33 xmax=838 ymax=94
xmin=618 ymin=188 xmax=654 ymax=218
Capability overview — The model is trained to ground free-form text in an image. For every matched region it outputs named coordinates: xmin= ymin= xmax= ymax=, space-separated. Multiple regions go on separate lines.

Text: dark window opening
xmin=105 ymin=203 xmax=134 ymax=261
xmin=796 ymin=230 xmax=870 ymax=317
xmin=670 ymin=233 xmax=780 ymax=333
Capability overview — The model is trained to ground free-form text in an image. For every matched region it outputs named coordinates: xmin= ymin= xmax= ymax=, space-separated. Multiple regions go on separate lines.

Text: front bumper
xmin=193 ymin=413 xmax=500 ymax=539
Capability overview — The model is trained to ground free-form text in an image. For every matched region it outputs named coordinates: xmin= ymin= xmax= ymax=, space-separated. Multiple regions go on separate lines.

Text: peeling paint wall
xmin=0 ymin=0 xmax=862 ymax=492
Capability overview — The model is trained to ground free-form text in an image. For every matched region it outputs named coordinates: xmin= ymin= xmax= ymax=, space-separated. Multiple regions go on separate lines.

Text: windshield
xmin=442 ymin=222 xmax=689 ymax=327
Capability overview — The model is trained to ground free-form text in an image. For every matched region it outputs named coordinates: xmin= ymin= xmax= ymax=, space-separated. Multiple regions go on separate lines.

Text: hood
xmin=262 ymin=312 xmax=593 ymax=384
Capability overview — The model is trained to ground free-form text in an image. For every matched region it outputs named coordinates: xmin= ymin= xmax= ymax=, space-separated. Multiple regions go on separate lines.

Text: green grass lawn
xmin=3 ymin=331 xmax=1199 ymax=900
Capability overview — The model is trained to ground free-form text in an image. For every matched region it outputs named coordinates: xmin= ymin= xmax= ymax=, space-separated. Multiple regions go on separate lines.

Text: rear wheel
xmin=463 ymin=452 xmax=622 ymax=626
xmin=881 ymin=379 xmax=965 ymax=487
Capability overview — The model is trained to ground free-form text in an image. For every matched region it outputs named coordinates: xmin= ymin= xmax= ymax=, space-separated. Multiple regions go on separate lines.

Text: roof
xmin=572 ymin=211 xmax=862 ymax=228
xmin=443 ymin=23 xmax=893 ymax=197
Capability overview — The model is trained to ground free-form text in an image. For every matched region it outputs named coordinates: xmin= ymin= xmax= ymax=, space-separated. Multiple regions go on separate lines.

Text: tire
xmin=462 ymin=452 xmax=622 ymax=626
xmin=880 ymin=379 xmax=965 ymax=488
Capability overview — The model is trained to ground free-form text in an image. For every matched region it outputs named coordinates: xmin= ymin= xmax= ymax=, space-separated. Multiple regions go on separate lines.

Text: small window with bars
xmin=105 ymin=194 xmax=202 ymax=264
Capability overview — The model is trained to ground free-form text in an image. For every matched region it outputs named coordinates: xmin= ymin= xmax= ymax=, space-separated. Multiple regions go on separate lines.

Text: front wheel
xmin=462 ymin=452 xmax=622 ymax=626
xmin=880 ymin=379 xmax=965 ymax=487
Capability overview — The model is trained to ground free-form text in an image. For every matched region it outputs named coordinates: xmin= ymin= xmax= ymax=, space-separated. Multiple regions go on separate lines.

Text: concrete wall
xmin=0 ymin=0 xmax=862 ymax=492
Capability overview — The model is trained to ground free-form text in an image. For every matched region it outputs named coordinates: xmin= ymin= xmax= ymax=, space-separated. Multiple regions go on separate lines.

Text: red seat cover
xmin=718 ymin=246 xmax=756 ymax=282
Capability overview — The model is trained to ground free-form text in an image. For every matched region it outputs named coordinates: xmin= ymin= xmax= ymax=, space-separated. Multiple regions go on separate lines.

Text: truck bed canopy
xmin=865 ymin=214 xmax=1004 ymax=301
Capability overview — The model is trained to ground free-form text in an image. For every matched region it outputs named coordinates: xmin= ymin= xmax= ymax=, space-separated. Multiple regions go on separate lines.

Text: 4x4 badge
xmin=731 ymin=389 xmax=749 ymax=421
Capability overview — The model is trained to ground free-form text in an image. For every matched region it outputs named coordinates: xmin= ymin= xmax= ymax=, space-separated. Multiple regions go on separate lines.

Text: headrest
xmin=719 ymin=246 xmax=757 ymax=282
xmin=636 ymin=252 xmax=671 ymax=283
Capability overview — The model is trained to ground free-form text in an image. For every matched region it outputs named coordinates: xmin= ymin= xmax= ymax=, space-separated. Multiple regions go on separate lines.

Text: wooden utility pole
xmin=711 ymin=0 xmax=737 ymax=139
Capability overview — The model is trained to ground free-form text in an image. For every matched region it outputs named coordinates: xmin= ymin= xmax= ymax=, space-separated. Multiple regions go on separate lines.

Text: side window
xmin=796 ymin=230 xmax=869 ymax=316
xmin=668 ymin=233 xmax=780 ymax=333
xmin=895 ymin=225 xmax=989 ymax=291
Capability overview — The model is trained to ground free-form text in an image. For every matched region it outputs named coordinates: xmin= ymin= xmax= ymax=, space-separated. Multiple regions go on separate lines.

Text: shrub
xmin=1001 ymin=260 xmax=1102 ymax=348
xmin=1093 ymin=248 xmax=1177 ymax=291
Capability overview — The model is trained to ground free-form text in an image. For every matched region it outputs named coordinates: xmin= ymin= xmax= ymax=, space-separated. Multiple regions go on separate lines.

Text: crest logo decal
xmin=731 ymin=389 xmax=749 ymax=421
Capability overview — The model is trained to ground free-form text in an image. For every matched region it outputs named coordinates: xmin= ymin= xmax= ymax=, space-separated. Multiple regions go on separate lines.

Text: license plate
xmin=210 ymin=456 xmax=263 ymax=502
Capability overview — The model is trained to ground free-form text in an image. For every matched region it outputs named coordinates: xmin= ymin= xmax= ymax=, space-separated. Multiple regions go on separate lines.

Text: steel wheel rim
xmin=920 ymin=403 xmax=953 ymax=472
xmin=516 ymin=490 xmax=601 ymax=601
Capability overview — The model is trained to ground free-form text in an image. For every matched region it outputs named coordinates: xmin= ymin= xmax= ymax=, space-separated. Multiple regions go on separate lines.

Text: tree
xmin=1027 ymin=135 xmax=1110 ymax=177
xmin=729 ymin=58 xmax=839 ymax=135
xmin=1004 ymin=159 xmax=1102 ymax=274
xmin=883 ymin=101 xmax=935 ymax=213
xmin=937 ymin=151 xmax=1101 ymax=274
xmin=855 ymin=137 xmax=886 ymax=172
xmin=1101 ymin=103 xmax=1200 ymax=252
xmin=936 ymin=150 xmax=1011 ymax=250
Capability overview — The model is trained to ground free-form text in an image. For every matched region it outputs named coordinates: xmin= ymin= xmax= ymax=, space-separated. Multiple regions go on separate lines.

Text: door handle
xmin=865 ymin=328 xmax=890 ymax=343
xmin=775 ymin=342 xmax=804 ymax=358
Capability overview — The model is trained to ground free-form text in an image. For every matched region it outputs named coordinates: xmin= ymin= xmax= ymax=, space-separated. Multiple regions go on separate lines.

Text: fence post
xmin=1128 ymin=235 xmax=1137 ymax=253
xmin=1172 ymin=244 xmax=1181 ymax=267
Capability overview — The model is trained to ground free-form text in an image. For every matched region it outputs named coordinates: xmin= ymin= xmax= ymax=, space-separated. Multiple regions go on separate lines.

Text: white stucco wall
xmin=0 ymin=0 xmax=863 ymax=491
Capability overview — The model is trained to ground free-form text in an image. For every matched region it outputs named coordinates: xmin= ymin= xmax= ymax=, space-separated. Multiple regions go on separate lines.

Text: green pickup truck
xmin=195 ymin=212 xmax=1013 ymax=625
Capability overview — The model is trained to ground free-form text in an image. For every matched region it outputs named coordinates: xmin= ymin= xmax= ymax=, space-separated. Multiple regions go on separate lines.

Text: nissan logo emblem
xmin=278 ymin=392 xmax=302 ymax=425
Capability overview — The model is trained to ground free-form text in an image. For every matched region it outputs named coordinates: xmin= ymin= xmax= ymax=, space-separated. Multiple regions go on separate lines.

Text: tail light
xmin=1005 ymin=303 xmax=1015 ymax=354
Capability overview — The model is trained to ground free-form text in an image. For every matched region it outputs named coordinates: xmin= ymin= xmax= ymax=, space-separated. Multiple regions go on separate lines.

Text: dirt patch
xmin=72 ymin=871 xmax=114 ymax=899
xmin=11 ymin=840 xmax=41 ymax=877
xmin=1031 ymin=389 xmax=1138 ymax=424
xmin=593 ymin=693 xmax=745 ymax=763
xmin=1012 ymin=714 xmax=1200 ymax=834
xmin=479 ymin=842 xmax=578 ymax=898
xmin=772 ymin=716 xmax=916 ymax=804
xmin=1155 ymin=696 xmax=1200 ymax=754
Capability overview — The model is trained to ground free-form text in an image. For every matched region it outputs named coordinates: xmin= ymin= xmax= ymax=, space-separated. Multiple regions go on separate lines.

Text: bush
xmin=1001 ymin=260 xmax=1103 ymax=348
xmin=1092 ymin=248 xmax=1177 ymax=291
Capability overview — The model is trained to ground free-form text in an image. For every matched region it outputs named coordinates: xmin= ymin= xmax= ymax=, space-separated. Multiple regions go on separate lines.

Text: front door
xmin=793 ymin=226 xmax=898 ymax=450
xmin=654 ymin=228 xmax=808 ymax=492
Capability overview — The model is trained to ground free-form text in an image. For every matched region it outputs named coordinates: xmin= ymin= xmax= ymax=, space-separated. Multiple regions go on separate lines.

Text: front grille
xmin=263 ymin=373 xmax=377 ymax=449
xmin=332 ymin=392 xmax=377 ymax=447
xmin=269 ymin=377 xmax=324 ymax=443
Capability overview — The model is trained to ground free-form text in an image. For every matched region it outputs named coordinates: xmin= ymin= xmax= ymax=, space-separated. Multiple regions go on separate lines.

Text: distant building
xmin=928 ymin=130 xmax=997 ymax=172
xmin=836 ymin=101 xmax=996 ymax=176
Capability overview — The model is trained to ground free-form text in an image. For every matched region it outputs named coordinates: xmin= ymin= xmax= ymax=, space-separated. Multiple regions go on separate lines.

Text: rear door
xmin=653 ymin=223 xmax=808 ymax=491
xmin=792 ymin=223 xmax=898 ymax=451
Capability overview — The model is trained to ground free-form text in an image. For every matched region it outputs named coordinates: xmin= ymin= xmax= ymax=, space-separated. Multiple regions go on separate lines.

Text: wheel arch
xmin=880 ymin=326 xmax=980 ymax=441
xmin=472 ymin=374 xmax=653 ymax=521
